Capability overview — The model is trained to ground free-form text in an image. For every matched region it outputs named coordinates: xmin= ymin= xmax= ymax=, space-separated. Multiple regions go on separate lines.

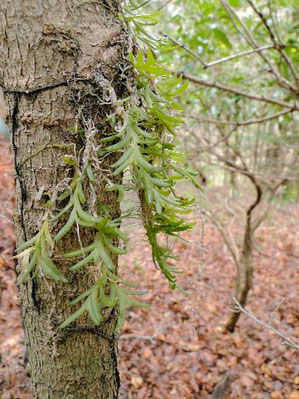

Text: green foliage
xmin=16 ymin=217 xmax=68 ymax=285
xmin=123 ymin=0 xmax=167 ymax=49
xmin=53 ymin=165 xmax=109 ymax=240
xmin=59 ymin=268 xmax=149 ymax=332
xmin=157 ymin=0 xmax=298 ymax=192
xmin=16 ymin=0 xmax=201 ymax=331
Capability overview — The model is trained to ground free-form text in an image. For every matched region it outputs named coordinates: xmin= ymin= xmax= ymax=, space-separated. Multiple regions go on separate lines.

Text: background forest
xmin=0 ymin=0 xmax=298 ymax=398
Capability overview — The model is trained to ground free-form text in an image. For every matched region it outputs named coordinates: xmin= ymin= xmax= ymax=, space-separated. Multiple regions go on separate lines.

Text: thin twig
xmin=269 ymin=298 xmax=285 ymax=326
xmin=267 ymin=0 xmax=282 ymax=45
xmin=166 ymin=35 xmax=207 ymax=68
xmin=206 ymin=45 xmax=274 ymax=68
xmin=157 ymin=0 xmax=173 ymax=11
xmin=204 ymin=210 xmax=239 ymax=268
xmin=190 ymin=126 xmax=237 ymax=153
xmin=232 ymin=297 xmax=299 ymax=350
xmin=0 ymin=213 xmax=13 ymax=225
xmin=185 ymin=109 xmax=296 ymax=126
xmin=167 ymin=34 xmax=275 ymax=69
xmin=252 ymin=179 xmax=286 ymax=233
xmin=181 ymin=72 xmax=297 ymax=109
xmin=221 ymin=0 xmax=256 ymax=46
xmin=222 ymin=0 xmax=297 ymax=92
xmin=246 ymin=0 xmax=298 ymax=86
xmin=0 ymin=194 xmax=14 ymax=225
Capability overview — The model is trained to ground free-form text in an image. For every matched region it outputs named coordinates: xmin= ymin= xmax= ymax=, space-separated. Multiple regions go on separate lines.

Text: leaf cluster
xmin=16 ymin=217 xmax=68 ymax=285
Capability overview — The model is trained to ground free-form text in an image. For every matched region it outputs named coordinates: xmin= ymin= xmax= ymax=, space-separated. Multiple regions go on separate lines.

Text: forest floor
xmin=0 ymin=136 xmax=298 ymax=399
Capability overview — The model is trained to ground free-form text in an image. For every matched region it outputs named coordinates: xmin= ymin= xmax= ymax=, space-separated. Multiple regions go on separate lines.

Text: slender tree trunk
xmin=0 ymin=1 xmax=131 ymax=397
xmin=225 ymin=227 xmax=253 ymax=332
xmin=226 ymin=180 xmax=262 ymax=332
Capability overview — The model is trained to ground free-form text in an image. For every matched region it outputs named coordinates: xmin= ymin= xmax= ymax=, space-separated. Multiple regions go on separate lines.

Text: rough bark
xmin=225 ymin=229 xmax=254 ymax=333
xmin=225 ymin=179 xmax=262 ymax=333
xmin=0 ymin=1 xmax=131 ymax=397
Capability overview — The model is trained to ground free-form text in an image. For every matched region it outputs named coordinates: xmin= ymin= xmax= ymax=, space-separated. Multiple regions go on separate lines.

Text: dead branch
xmin=246 ymin=0 xmax=298 ymax=86
xmin=166 ymin=35 xmax=207 ymax=67
xmin=221 ymin=0 xmax=297 ymax=92
xmin=252 ymin=179 xmax=286 ymax=233
xmin=267 ymin=0 xmax=282 ymax=45
xmin=185 ymin=109 xmax=297 ymax=127
xmin=167 ymin=33 xmax=274 ymax=69
xmin=0 ymin=196 xmax=14 ymax=225
xmin=232 ymin=297 xmax=299 ymax=350
xmin=188 ymin=126 xmax=237 ymax=153
xmin=157 ymin=0 xmax=174 ymax=11
xmin=120 ymin=333 xmax=156 ymax=343
xmin=204 ymin=210 xmax=239 ymax=267
xmin=206 ymin=45 xmax=274 ymax=68
xmin=0 ymin=213 xmax=13 ymax=225
xmin=181 ymin=73 xmax=296 ymax=109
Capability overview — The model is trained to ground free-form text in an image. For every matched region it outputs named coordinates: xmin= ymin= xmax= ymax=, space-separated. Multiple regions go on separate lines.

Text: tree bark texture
xmin=226 ymin=209 xmax=256 ymax=333
xmin=0 ymin=1 xmax=131 ymax=397
xmin=226 ymin=174 xmax=262 ymax=333
xmin=225 ymin=239 xmax=253 ymax=332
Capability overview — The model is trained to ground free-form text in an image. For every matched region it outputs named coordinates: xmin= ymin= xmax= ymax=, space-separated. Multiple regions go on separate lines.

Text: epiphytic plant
xmin=16 ymin=0 xmax=203 ymax=331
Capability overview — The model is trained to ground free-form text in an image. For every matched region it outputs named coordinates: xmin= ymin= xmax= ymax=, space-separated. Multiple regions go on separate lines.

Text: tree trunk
xmin=225 ymin=245 xmax=253 ymax=332
xmin=226 ymin=216 xmax=254 ymax=333
xmin=225 ymin=174 xmax=262 ymax=333
xmin=0 ymin=1 xmax=130 ymax=397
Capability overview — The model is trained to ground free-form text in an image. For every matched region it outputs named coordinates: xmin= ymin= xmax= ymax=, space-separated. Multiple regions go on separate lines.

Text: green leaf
xmin=213 ymin=28 xmax=232 ymax=48
xmin=59 ymin=302 xmax=87 ymax=329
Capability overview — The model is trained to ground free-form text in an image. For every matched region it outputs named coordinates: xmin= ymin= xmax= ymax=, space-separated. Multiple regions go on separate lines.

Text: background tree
xmin=157 ymin=0 xmax=298 ymax=330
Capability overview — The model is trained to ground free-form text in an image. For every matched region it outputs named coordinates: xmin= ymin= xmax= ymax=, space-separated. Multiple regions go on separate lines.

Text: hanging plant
xmin=16 ymin=0 xmax=203 ymax=332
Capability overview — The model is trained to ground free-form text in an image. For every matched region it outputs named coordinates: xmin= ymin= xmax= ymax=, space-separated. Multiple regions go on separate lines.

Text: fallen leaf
xmin=131 ymin=375 xmax=143 ymax=389
xmin=271 ymin=392 xmax=283 ymax=399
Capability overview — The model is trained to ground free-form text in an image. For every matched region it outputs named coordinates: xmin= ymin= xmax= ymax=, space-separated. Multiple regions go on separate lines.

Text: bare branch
xmin=204 ymin=210 xmax=239 ymax=267
xmin=206 ymin=45 xmax=274 ymax=68
xmin=181 ymin=72 xmax=297 ymax=109
xmin=208 ymin=148 xmax=247 ymax=175
xmin=157 ymin=0 xmax=173 ymax=11
xmin=209 ymin=146 xmax=263 ymax=222
xmin=221 ymin=0 xmax=297 ymax=92
xmin=0 ymin=195 xmax=14 ymax=225
xmin=269 ymin=298 xmax=285 ymax=327
xmin=188 ymin=125 xmax=237 ymax=153
xmin=185 ymin=109 xmax=297 ymax=126
xmin=245 ymin=174 xmax=263 ymax=224
xmin=0 ymin=213 xmax=13 ymax=225
xmin=232 ymin=297 xmax=299 ymax=350
xmin=221 ymin=0 xmax=256 ymax=46
xmin=166 ymin=35 xmax=207 ymax=68
xmin=246 ymin=0 xmax=298 ymax=86
xmin=252 ymin=179 xmax=286 ymax=233
xmin=267 ymin=0 xmax=282 ymax=45
xmin=166 ymin=33 xmax=274 ymax=69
